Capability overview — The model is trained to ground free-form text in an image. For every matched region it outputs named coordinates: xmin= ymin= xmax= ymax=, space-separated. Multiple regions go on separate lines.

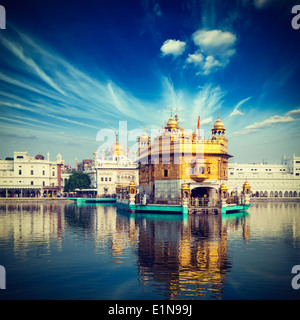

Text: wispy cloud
xmin=0 ymin=37 xmax=66 ymax=96
xmin=160 ymin=78 xmax=225 ymax=130
xmin=232 ymin=108 xmax=300 ymax=136
xmin=229 ymin=96 xmax=251 ymax=117
xmin=0 ymin=27 xmax=162 ymax=137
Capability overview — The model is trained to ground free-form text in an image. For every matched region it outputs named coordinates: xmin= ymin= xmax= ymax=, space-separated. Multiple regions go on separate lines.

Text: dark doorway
xmin=191 ymin=187 xmax=209 ymax=198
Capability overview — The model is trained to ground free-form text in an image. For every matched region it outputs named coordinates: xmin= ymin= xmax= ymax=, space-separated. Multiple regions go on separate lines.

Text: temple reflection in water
xmin=0 ymin=202 xmax=238 ymax=299
xmin=1 ymin=202 xmax=299 ymax=299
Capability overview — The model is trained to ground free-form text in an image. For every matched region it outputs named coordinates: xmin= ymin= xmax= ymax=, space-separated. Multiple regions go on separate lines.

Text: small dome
xmin=35 ymin=153 xmax=44 ymax=160
xmin=213 ymin=117 xmax=224 ymax=130
xmin=220 ymin=182 xmax=227 ymax=190
xmin=182 ymin=183 xmax=189 ymax=189
xmin=165 ymin=112 xmax=179 ymax=130
xmin=109 ymin=134 xmax=125 ymax=156
xmin=129 ymin=180 xmax=136 ymax=186
xmin=243 ymin=180 xmax=251 ymax=188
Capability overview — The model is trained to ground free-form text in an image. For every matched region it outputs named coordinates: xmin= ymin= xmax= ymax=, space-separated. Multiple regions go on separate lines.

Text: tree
xmin=64 ymin=172 xmax=91 ymax=192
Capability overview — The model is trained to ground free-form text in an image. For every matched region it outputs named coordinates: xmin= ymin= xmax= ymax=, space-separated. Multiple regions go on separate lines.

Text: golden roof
xmin=243 ymin=180 xmax=251 ymax=188
xmin=165 ymin=113 xmax=179 ymax=130
xmin=110 ymin=134 xmax=125 ymax=156
xmin=220 ymin=182 xmax=228 ymax=190
xmin=213 ymin=116 xmax=224 ymax=130
xmin=181 ymin=183 xmax=189 ymax=189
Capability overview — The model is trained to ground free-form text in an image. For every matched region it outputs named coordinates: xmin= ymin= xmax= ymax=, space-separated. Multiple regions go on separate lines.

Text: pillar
xmin=181 ymin=183 xmax=190 ymax=199
xmin=243 ymin=180 xmax=251 ymax=205
xmin=220 ymin=183 xmax=228 ymax=206
xmin=129 ymin=180 xmax=136 ymax=205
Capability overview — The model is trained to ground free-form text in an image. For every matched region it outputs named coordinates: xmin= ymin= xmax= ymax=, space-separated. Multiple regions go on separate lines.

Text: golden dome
xmin=243 ymin=180 xmax=251 ymax=188
xmin=220 ymin=182 xmax=228 ymax=190
xmin=165 ymin=113 xmax=178 ymax=130
xmin=129 ymin=180 xmax=136 ymax=186
xmin=181 ymin=183 xmax=189 ymax=189
xmin=213 ymin=117 xmax=224 ymax=130
xmin=109 ymin=134 xmax=125 ymax=156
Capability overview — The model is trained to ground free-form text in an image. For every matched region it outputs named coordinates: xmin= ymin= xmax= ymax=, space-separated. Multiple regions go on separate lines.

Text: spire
xmin=175 ymin=107 xmax=179 ymax=122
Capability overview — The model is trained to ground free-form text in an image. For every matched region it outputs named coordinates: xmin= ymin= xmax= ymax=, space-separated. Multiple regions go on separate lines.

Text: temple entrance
xmin=191 ymin=187 xmax=209 ymax=198
xmin=190 ymin=186 xmax=218 ymax=207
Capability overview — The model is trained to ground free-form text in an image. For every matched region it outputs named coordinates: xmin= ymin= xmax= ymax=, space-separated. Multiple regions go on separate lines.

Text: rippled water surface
xmin=0 ymin=201 xmax=299 ymax=300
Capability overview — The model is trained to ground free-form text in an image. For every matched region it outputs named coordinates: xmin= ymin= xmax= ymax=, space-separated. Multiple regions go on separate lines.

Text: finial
xmin=217 ymin=110 xmax=220 ymax=120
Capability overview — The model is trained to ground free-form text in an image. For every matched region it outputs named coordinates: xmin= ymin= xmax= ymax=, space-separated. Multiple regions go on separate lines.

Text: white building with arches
xmin=226 ymin=154 xmax=300 ymax=198
xmin=87 ymin=136 xmax=139 ymax=196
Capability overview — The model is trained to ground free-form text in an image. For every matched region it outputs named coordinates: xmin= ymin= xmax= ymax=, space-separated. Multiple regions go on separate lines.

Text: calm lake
xmin=0 ymin=201 xmax=299 ymax=300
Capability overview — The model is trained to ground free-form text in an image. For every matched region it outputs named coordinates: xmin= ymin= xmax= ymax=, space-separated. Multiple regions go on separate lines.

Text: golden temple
xmin=136 ymin=111 xmax=233 ymax=205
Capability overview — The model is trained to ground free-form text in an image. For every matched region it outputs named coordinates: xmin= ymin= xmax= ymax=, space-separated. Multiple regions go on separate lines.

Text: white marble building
xmin=87 ymin=137 xmax=139 ymax=196
xmin=0 ymin=151 xmax=64 ymax=197
xmin=226 ymin=154 xmax=300 ymax=198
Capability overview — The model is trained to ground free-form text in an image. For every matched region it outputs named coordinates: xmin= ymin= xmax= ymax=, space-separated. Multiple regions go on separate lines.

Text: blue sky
xmin=0 ymin=0 xmax=299 ymax=166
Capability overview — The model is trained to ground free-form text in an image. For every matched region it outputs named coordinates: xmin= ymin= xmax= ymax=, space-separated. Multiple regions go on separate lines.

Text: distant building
xmin=0 ymin=151 xmax=64 ymax=197
xmin=227 ymin=154 xmax=300 ymax=198
xmin=87 ymin=135 xmax=139 ymax=196
xmin=77 ymin=159 xmax=94 ymax=172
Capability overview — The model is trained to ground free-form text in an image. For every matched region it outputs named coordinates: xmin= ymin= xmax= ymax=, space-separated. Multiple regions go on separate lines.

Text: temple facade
xmin=137 ymin=112 xmax=232 ymax=205
xmin=227 ymin=154 xmax=300 ymax=198
xmin=0 ymin=151 xmax=64 ymax=197
xmin=88 ymin=135 xmax=139 ymax=196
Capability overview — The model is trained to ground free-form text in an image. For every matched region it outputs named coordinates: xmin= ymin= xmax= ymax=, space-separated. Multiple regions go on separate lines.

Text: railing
xmin=189 ymin=197 xmax=219 ymax=208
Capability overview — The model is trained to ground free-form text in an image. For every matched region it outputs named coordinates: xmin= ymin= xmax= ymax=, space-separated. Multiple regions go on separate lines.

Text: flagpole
xmin=197 ymin=115 xmax=200 ymax=139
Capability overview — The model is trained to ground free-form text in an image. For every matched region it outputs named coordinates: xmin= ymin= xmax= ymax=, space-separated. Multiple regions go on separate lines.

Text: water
xmin=0 ymin=201 xmax=299 ymax=300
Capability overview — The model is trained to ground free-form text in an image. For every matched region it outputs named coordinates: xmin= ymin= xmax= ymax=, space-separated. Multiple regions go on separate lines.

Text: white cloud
xmin=286 ymin=108 xmax=300 ymax=117
xmin=233 ymin=114 xmax=298 ymax=136
xmin=192 ymin=29 xmax=237 ymax=56
xmin=229 ymin=97 xmax=251 ymax=117
xmin=160 ymin=39 xmax=186 ymax=57
xmin=200 ymin=117 xmax=213 ymax=125
xmin=186 ymin=51 xmax=204 ymax=65
xmin=0 ymin=38 xmax=66 ymax=96
xmin=186 ymin=29 xmax=237 ymax=74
